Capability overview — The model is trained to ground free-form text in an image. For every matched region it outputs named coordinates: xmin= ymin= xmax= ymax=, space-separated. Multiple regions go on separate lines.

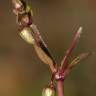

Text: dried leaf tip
xmin=75 ymin=27 xmax=83 ymax=40
xmin=78 ymin=27 xmax=83 ymax=34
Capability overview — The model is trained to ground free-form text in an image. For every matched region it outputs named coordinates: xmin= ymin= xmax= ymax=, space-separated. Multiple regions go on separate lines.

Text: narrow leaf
xmin=33 ymin=43 xmax=56 ymax=73
xmin=68 ymin=52 xmax=94 ymax=70
xmin=31 ymin=24 xmax=56 ymax=73
xmin=61 ymin=27 xmax=83 ymax=72
xmin=63 ymin=52 xmax=94 ymax=80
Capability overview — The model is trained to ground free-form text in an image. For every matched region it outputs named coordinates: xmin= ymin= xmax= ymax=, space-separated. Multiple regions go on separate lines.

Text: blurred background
xmin=0 ymin=0 xmax=96 ymax=96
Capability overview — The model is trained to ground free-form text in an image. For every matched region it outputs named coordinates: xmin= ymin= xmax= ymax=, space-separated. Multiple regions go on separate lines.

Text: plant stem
xmin=61 ymin=27 xmax=82 ymax=73
xmin=57 ymin=80 xmax=64 ymax=96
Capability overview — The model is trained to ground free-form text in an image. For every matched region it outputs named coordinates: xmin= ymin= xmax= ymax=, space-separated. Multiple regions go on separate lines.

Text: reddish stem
xmin=61 ymin=27 xmax=82 ymax=73
xmin=57 ymin=80 xmax=64 ymax=96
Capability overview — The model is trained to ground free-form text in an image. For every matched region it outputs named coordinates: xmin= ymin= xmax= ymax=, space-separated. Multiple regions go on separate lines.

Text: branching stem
xmin=61 ymin=27 xmax=82 ymax=73
xmin=12 ymin=1 xmax=94 ymax=96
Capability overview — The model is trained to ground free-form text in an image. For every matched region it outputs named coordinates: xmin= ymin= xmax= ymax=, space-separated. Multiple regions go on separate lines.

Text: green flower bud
xmin=42 ymin=86 xmax=55 ymax=96
xmin=20 ymin=27 xmax=35 ymax=44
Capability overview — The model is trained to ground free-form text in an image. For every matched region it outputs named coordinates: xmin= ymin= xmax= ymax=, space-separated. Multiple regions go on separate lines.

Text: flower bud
xmin=18 ymin=12 xmax=33 ymax=26
xmin=12 ymin=0 xmax=25 ymax=13
xmin=20 ymin=27 xmax=35 ymax=44
xmin=42 ymin=86 xmax=55 ymax=96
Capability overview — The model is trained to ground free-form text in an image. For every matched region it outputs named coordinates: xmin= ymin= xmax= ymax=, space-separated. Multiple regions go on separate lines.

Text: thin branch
xmin=63 ymin=52 xmax=95 ymax=79
xmin=60 ymin=27 xmax=83 ymax=73
xmin=68 ymin=51 xmax=94 ymax=70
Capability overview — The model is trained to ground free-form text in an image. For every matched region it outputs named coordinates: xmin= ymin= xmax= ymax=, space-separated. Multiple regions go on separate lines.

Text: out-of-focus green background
xmin=0 ymin=0 xmax=96 ymax=96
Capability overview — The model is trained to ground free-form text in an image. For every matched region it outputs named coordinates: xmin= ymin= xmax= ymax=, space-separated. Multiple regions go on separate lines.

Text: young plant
xmin=12 ymin=0 xmax=94 ymax=96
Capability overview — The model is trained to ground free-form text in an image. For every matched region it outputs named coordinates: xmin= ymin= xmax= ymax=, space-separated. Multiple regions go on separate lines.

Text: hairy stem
xmin=57 ymin=80 xmax=64 ymax=96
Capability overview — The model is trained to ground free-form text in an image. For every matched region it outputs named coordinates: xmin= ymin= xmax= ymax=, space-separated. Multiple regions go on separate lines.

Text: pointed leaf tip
xmin=60 ymin=27 xmax=83 ymax=71
xmin=68 ymin=51 xmax=94 ymax=70
xmin=76 ymin=26 xmax=83 ymax=39
xmin=63 ymin=51 xmax=94 ymax=79
xmin=78 ymin=27 xmax=83 ymax=34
